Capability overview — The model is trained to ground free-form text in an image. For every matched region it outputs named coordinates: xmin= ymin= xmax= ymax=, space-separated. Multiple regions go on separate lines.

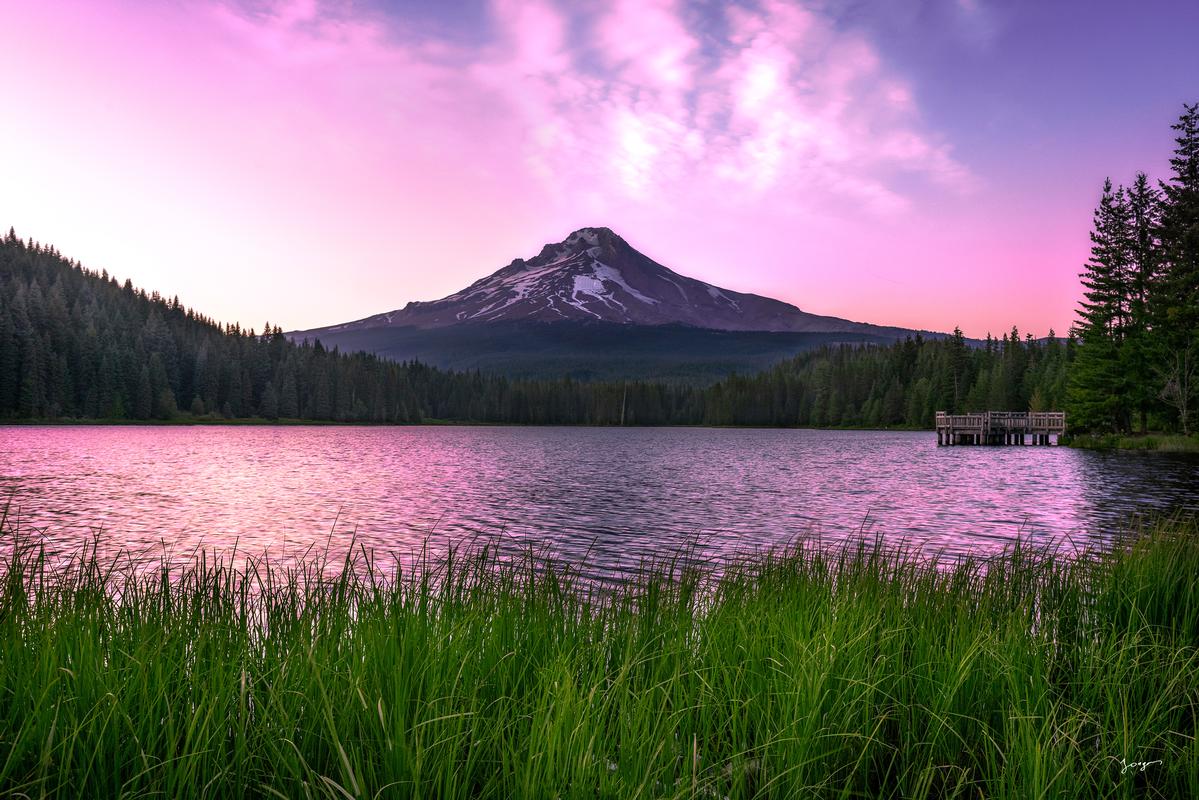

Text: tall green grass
xmin=1066 ymin=432 xmax=1199 ymax=452
xmin=1 ymin=514 xmax=1197 ymax=798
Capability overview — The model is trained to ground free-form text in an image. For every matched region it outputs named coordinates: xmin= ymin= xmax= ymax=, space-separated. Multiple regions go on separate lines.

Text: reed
xmin=1066 ymin=432 xmax=1199 ymax=452
xmin=1 ymin=512 xmax=1196 ymax=798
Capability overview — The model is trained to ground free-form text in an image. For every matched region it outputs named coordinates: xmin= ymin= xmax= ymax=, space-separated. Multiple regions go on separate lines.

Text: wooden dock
xmin=935 ymin=411 xmax=1066 ymax=446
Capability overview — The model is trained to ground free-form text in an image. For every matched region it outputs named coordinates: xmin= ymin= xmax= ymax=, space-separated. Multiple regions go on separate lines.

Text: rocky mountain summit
xmin=308 ymin=227 xmax=912 ymax=338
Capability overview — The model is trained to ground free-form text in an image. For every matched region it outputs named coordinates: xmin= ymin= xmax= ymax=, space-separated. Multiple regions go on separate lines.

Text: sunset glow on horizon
xmin=2 ymin=0 xmax=1196 ymax=338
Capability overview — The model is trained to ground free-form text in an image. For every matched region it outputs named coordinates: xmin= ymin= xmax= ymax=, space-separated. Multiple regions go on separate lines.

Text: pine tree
xmin=149 ymin=354 xmax=176 ymax=419
xmin=1070 ymin=179 xmax=1135 ymax=431
xmin=261 ymin=380 xmax=280 ymax=420
xmin=0 ymin=303 xmax=18 ymax=414
xmin=18 ymin=336 xmax=44 ymax=418
xmin=134 ymin=366 xmax=153 ymax=419
xmin=1154 ymin=103 xmax=1199 ymax=433
xmin=278 ymin=368 xmax=299 ymax=419
xmin=1123 ymin=172 xmax=1162 ymax=431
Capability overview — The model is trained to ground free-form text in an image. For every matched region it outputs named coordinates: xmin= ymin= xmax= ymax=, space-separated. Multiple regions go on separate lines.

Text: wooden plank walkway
xmin=935 ymin=411 xmax=1066 ymax=446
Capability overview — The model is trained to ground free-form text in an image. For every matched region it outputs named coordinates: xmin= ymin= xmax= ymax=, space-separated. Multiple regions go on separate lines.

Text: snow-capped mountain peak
xmin=305 ymin=227 xmax=910 ymax=336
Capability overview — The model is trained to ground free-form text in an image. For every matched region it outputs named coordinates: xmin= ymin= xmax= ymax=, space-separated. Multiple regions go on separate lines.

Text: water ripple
xmin=1 ymin=426 xmax=1197 ymax=574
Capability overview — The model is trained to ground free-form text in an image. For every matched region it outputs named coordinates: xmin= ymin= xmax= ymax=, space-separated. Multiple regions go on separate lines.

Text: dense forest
xmin=1069 ymin=103 xmax=1199 ymax=434
xmin=701 ymin=329 xmax=1070 ymax=428
xmin=1 ymin=103 xmax=1193 ymax=432
xmin=0 ymin=229 xmax=1067 ymax=428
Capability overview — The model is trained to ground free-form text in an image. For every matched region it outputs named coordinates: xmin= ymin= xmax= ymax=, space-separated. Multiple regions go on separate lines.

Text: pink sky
xmin=1 ymin=0 xmax=1190 ymax=337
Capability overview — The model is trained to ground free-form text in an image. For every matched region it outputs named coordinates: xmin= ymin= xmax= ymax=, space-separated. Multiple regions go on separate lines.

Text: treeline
xmin=1070 ymin=103 xmax=1199 ymax=434
xmin=701 ymin=329 xmax=1071 ymax=428
xmin=0 ymin=232 xmax=434 ymax=423
xmin=385 ymin=329 xmax=1071 ymax=427
xmin=0 ymin=230 xmax=1070 ymax=427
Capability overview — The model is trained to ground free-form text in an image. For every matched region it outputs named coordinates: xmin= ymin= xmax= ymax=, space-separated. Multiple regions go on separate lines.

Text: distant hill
xmin=290 ymin=227 xmax=948 ymax=379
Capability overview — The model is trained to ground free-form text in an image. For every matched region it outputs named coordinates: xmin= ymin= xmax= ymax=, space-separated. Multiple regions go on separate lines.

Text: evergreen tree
xmin=18 ymin=336 xmax=44 ymax=417
xmin=278 ymin=367 xmax=299 ymax=419
xmin=1154 ymin=103 xmax=1199 ymax=433
xmin=134 ymin=365 xmax=152 ymax=419
xmin=1123 ymin=172 xmax=1163 ymax=431
xmin=261 ymin=380 xmax=280 ymax=420
xmin=1069 ymin=179 xmax=1134 ymax=432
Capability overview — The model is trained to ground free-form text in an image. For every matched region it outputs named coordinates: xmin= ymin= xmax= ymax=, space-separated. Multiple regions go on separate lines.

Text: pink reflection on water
xmin=1 ymin=426 xmax=1196 ymax=579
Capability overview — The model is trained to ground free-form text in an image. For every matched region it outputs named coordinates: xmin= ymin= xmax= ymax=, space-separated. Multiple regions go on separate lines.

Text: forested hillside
xmin=0 ymin=229 xmax=1067 ymax=427
xmin=0 ymin=231 xmax=427 ymax=423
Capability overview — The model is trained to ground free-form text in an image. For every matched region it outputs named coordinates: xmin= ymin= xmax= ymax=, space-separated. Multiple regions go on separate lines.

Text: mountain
xmin=290 ymin=227 xmax=939 ymax=380
xmin=306 ymin=227 xmax=919 ymax=335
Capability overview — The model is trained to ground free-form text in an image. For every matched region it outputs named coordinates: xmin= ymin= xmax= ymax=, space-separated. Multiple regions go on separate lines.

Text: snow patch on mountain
xmin=706 ymin=285 xmax=740 ymax=311
xmin=566 ymin=277 xmax=605 ymax=317
xmin=593 ymin=263 xmax=659 ymax=306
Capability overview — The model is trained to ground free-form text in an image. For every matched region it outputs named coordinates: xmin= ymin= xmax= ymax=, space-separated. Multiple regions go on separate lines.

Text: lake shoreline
xmin=8 ymin=418 xmax=1196 ymax=452
xmin=1 ymin=415 xmax=929 ymax=431
xmin=1064 ymin=432 xmax=1199 ymax=452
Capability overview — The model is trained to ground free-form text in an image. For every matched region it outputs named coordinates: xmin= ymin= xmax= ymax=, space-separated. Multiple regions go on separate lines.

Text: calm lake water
xmin=3 ymin=426 xmax=1198 ymax=576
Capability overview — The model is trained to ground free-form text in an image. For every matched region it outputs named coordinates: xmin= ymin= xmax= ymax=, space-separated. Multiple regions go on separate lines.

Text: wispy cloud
xmin=212 ymin=0 xmax=972 ymax=213
xmin=12 ymin=0 xmax=1071 ymax=338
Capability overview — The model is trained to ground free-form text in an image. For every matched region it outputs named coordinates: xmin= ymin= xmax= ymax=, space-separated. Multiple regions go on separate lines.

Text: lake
xmin=3 ymin=426 xmax=1197 ymax=577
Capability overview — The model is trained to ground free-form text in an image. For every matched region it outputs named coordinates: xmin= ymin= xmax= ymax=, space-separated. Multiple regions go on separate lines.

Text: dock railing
xmin=935 ymin=411 xmax=1066 ymax=445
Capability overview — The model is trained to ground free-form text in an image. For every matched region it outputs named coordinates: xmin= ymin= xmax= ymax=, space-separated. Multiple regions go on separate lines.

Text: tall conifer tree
xmin=1070 ymin=179 xmax=1134 ymax=431
xmin=1123 ymin=172 xmax=1162 ymax=431
xmin=1153 ymin=103 xmax=1199 ymax=433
